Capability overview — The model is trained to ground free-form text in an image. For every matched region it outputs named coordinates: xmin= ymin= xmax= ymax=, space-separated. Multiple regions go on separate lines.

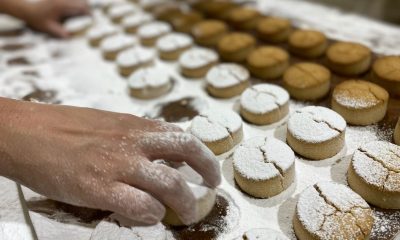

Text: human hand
xmin=21 ymin=0 xmax=90 ymax=38
xmin=0 ymin=98 xmax=221 ymax=225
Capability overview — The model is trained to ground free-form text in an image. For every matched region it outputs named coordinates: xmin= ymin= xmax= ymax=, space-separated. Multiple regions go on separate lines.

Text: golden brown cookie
xmin=256 ymin=17 xmax=292 ymax=43
xmin=196 ymin=0 xmax=238 ymax=20
xmin=283 ymin=62 xmax=331 ymax=100
xmin=217 ymin=32 xmax=256 ymax=63
xmin=87 ymin=24 xmax=118 ymax=47
xmin=326 ymin=41 xmax=372 ymax=76
xmin=179 ymin=48 xmax=219 ymax=78
xmin=247 ymin=46 xmax=289 ymax=80
xmin=294 ymin=182 xmax=374 ymax=240
xmin=128 ymin=66 xmax=172 ymax=99
xmin=116 ymin=46 xmax=155 ymax=77
xmin=288 ymin=29 xmax=328 ymax=58
xmin=156 ymin=33 xmax=193 ymax=61
xmin=137 ymin=21 xmax=172 ymax=46
xmin=226 ymin=7 xmax=261 ymax=30
xmin=122 ymin=13 xmax=153 ymax=34
xmin=171 ymin=11 xmax=203 ymax=33
xmin=348 ymin=141 xmax=400 ymax=209
xmin=332 ymin=80 xmax=389 ymax=126
xmin=372 ymin=56 xmax=400 ymax=97
xmin=192 ymin=20 xmax=228 ymax=47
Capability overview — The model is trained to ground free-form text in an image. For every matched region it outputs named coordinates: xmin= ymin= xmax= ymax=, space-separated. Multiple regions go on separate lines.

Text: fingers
xmin=99 ymin=182 xmax=165 ymax=225
xmin=46 ymin=21 xmax=69 ymax=38
xmin=139 ymin=132 xmax=221 ymax=188
xmin=61 ymin=0 xmax=90 ymax=16
xmin=126 ymin=161 xmax=197 ymax=225
xmin=149 ymin=119 xmax=183 ymax=133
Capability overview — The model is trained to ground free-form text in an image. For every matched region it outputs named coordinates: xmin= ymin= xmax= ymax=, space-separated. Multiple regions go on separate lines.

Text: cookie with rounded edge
xmin=372 ymin=56 xmax=400 ymax=97
xmin=247 ymin=46 xmax=289 ymax=80
xmin=218 ymin=32 xmax=256 ymax=63
xmin=326 ymin=41 xmax=372 ymax=76
xmin=256 ymin=17 xmax=292 ymax=43
xmin=64 ymin=16 xmax=93 ymax=37
xmin=87 ymin=24 xmax=118 ymax=47
xmin=122 ymin=13 xmax=154 ymax=34
xmin=348 ymin=141 xmax=400 ymax=209
xmin=117 ymin=46 xmax=155 ymax=77
xmin=156 ymin=33 xmax=193 ymax=61
xmin=294 ymin=181 xmax=374 ymax=240
xmin=283 ymin=62 xmax=331 ymax=101
xmin=289 ymin=29 xmax=328 ymax=58
xmin=128 ymin=65 xmax=172 ymax=99
xmin=108 ymin=3 xmax=137 ymax=23
xmin=137 ymin=21 xmax=172 ymax=46
xmin=206 ymin=63 xmax=250 ymax=98
xmin=192 ymin=20 xmax=228 ymax=47
xmin=189 ymin=108 xmax=243 ymax=155
xmin=233 ymin=136 xmax=295 ymax=198
xmin=287 ymin=106 xmax=346 ymax=160
xmin=332 ymin=79 xmax=389 ymax=126
xmin=240 ymin=84 xmax=289 ymax=125
xmin=100 ymin=34 xmax=137 ymax=61
xmin=226 ymin=7 xmax=261 ymax=30
xmin=179 ymin=48 xmax=219 ymax=78
xmin=170 ymin=11 xmax=203 ymax=33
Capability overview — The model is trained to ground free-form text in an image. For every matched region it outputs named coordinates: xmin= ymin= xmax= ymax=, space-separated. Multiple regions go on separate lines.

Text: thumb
xmin=46 ymin=21 xmax=69 ymax=38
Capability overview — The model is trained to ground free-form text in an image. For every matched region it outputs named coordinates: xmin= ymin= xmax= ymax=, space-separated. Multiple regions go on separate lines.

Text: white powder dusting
xmin=178 ymin=47 xmax=219 ymax=70
xmin=189 ymin=108 xmax=242 ymax=142
xmin=87 ymin=24 xmax=118 ymax=40
xmin=121 ymin=13 xmax=154 ymax=28
xmin=206 ymin=63 xmax=249 ymax=89
xmin=63 ymin=16 xmax=93 ymax=34
xmin=128 ymin=65 xmax=170 ymax=89
xmin=116 ymin=46 xmax=155 ymax=68
xmin=287 ymin=106 xmax=346 ymax=143
xmin=233 ymin=136 xmax=294 ymax=181
xmin=156 ymin=33 xmax=193 ymax=53
xmin=108 ymin=3 xmax=138 ymax=19
xmin=242 ymin=228 xmax=290 ymax=240
xmin=100 ymin=34 xmax=137 ymax=52
xmin=240 ymin=84 xmax=289 ymax=114
xmin=137 ymin=21 xmax=172 ymax=39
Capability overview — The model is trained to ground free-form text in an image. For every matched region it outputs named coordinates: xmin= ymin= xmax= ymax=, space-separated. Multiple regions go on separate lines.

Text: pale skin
xmin=0 ymin=1 xmax=221 ymax=225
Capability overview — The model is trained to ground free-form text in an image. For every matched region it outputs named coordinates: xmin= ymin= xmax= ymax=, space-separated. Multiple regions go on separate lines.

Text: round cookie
xmin=151 ymin=2 xmax=182 ymax=22
xmin=0 ymin=16 xmax=25 ymax=37
xmin=122 ymin=13 xmax=154 ymax=34
xmin=217 ymin=32 xmax=256 ymax=63
xmin=395 ymin=118 xmax=400 ymax=145
xmin=372 ymin=56 xmax=400 ymax=97
xmin=171 ymin=11 xmax=203 ymax=33
xmin=226 ymin=7 xmax=261 ymax=30
xmin=256 ymin=17 xmax=292 ymax=43
xmin=197 ymin=0 xmax=238 ymax=20
xmin=137 ymin=21 xmax=172 ymax=46
xmin=233 ymin=136 xmax=295 ymax=198
xmin=163 ymin=164 xmax=217 ymax=226
xmin=64 ymin=16 xmax=93 ymax=37
xmin=206 ymin=63 xmax=250 ymax=98
xmin=289 ymin=29 xmax=328 ymax=58
xmin=332 ymin=80 xmax=389 ymax=126
xmin=179 ymin=48 xmax=219 ymax=78
xmin=240 ymin=228 xmax=289 ymax=240
xmin=128 ymin=66 xmax=172 ymax=99
xmin=108 ymin=3 xmax=137 ymax=23
xmin=348 ymin=141 xmax=400 ymax=209
xmin=87 ymin=24 xmax=118 ymax=47
xmin=247 ymin=46 xmax=289 ymax=80
xmin=116 ymin=46 xmax=155 ymax=77
xmin=287 ymin=106 xmax=346 ymax=160
xmin=156 ymin=33 xmax=193 ymax=61
xmin=283 ymin=62 xmax=331 ymax=101
xmin=294 ymin=182 xmax=374 ymax=240
xmin=189 ymin=108 xmax=243 ymax=155
xmin=326 ymin=41 xmax=372 ymax=76
xmin=100 ymin=34 xmax=137 ymax=61
xmin=240 ymin=84 xmax=289 ymax=125
xmin=192 ymin=20 xmax=228 ymax=47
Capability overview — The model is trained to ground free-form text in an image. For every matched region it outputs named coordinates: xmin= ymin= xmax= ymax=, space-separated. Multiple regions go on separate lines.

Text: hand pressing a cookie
xmin=0 ymin=97 xmax=221 ymax=225
xmin=0 ymin=0 xmax=90 ymax=38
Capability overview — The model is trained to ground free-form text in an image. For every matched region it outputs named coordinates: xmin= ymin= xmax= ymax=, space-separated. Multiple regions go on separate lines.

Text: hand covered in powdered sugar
xmin=21 ymin=0 xmax=90 ymax=38
xmin=0 ymin=100 xmax=220 ymax=225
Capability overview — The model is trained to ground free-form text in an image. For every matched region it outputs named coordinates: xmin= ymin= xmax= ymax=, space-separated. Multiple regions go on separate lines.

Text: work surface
xmin=1 ymin=0 xmax=400 ymax=239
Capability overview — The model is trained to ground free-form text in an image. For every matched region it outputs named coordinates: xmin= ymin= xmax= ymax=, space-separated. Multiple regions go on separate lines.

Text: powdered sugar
xmin=288 ymin=106 xmax=346 ymax=143
xmin=108 ymin=3 xmax=138 ymax=19
xmin=233 ymin=136 xmax=294 ymax=180
xmin=116 ymin=46 xmax=155 ymax=68
xmin=179 ymin=48 xmax=219 ymax=70
xmin=137 ymin=21 xmax=171 ymax=39
xmin=128 ymin=66 xmax=170 ymax=89
xmin=87 ymin=24 xmax=117 ymax=40
xmin=64 ymin=16 xmax=93 ymax=34
xmin=156 ymin=33 xmax=193 ymax=52
xmin=243 ymin=228 xmax=290 ymax=240
xmin=352 ymin=141 xmax=400 ymax=191
xmin=206 ymin=63 xmax=250 ymax=88
xmin=121 ymin=13 xmax=153 ymax=28
xmin=100 ymin=34 xmax=137 ymax=52
xmin=189 ymin=109 xmax=242 ymax=142
xmin=240 ymin=84 xmax=289 ymax=114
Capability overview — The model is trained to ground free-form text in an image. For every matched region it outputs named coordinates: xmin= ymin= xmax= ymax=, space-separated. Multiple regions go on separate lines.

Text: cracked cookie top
xmin=156 ymin=33 xmax=193 ymax=53
xmin=179 ymin=48 xmax=219 ymax=70
xmin=296 ymin=182 xmax=374 ymax=239
xmin=240 ymin=84 xmax=289 ymax=115
xmin=333 ymin=80 xmax=389 ymax=109
xmin=206 ymin=63 xmax=249 ymax=88
xmin=247 ymin=46 xmax=289 ymax=69
xmin=327 ymin=42 xmax=371 ymax=65
xmin=352 ymin=141 xmax=400 ymax=192
xmin=288 ymin=106 xmax=346 ymax=143
xmin=373 ymin=56 xmax=400 ymax=83
xmin=233 ymin=136 xmax=294 ymax=181
xmin=283 ymin=63 xmax=331 ymax=89
xmin=189 ymin=108 xmax=242 ymax=142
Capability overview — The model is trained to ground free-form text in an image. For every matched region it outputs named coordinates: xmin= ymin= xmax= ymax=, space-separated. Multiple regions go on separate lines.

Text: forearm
xmin=0 ymin=0 xmax=31 ymax=20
